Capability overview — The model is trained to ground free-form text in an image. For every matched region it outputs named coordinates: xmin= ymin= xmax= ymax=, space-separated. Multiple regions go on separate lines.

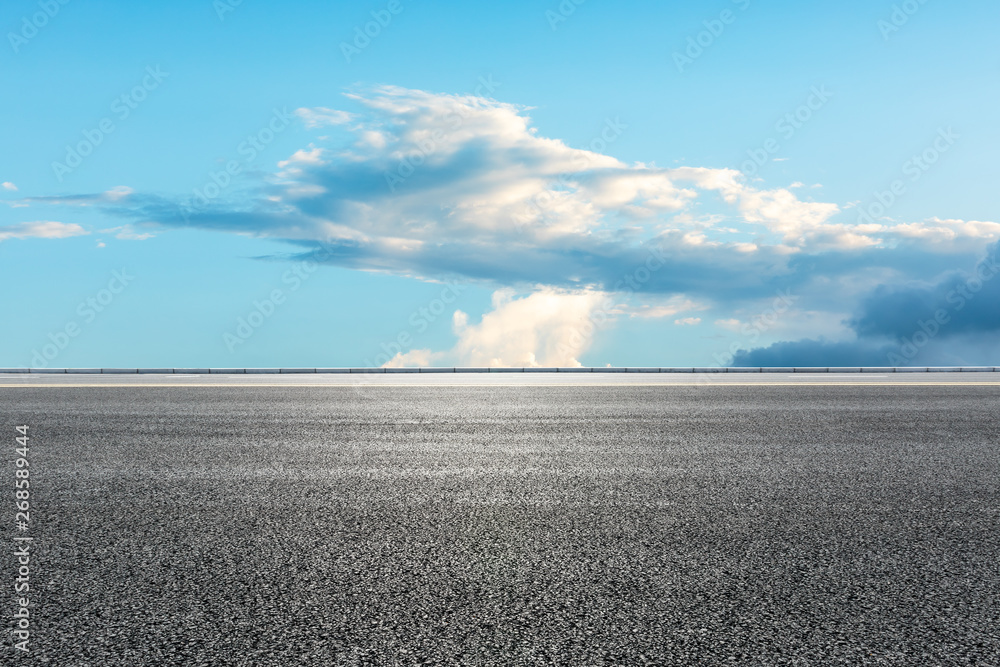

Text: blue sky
xmin=2 ymin=0 xmax=998 ymax=368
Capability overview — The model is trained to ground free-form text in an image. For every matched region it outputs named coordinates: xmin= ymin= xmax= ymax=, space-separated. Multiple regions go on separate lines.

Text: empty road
xmin=2 ymin=375 xmax=998 ymax=664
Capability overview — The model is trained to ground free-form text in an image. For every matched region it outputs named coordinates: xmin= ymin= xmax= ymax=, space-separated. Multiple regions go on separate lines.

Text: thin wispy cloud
xmin=0 ymin=221 xmax=87 ymax=242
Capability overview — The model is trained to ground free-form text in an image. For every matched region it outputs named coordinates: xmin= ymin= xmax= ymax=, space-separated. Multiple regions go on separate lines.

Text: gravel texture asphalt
xmin=2 ymin=385 xmax=999 ymax=665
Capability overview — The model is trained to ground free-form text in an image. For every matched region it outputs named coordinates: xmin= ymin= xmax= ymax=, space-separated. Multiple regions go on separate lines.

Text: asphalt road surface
xmin=2 ymin=377 xmax=999 ymax=665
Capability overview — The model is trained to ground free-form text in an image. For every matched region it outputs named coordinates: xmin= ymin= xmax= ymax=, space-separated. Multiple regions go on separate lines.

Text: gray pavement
xmin=2 ymin=382 xmax=999 ymax=665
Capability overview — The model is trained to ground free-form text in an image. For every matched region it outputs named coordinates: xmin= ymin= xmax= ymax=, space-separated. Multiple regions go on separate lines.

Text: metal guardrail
xmin=1 ymin=367 xmax=998 ymax=374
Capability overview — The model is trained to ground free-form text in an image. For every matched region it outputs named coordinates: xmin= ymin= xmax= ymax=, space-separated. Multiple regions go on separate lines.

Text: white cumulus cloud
xmin=384 ymin=288 xmax=608 ymax=368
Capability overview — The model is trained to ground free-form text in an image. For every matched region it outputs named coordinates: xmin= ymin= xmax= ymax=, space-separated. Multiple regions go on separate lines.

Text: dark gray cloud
xmin=731 ymin=339 xmax=896 ymax=367
xmin=852 ymin=245 xmax=1000 ymax=339
xmin=733 ymin=244 xmax=1000 ymax=366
